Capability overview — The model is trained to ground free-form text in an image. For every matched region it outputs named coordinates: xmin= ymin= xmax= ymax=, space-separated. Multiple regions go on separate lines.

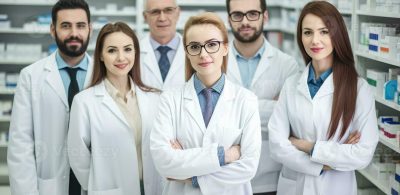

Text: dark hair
xmin=183 ymin=12 xmax=229 ymax=81
xmin=52 ymin=0 xmax=91 ymax=25
xmin=90 ymin=22 xmax=156 ymax=92
xmin=226 ymin=0 xmax=267 ymax=14
xmin=297 ymin=1 xmax=357 ymax=140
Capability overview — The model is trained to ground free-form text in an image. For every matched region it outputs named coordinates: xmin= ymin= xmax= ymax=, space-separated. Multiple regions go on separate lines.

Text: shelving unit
xmin=358 ymin=169 xmax=391 ymax=194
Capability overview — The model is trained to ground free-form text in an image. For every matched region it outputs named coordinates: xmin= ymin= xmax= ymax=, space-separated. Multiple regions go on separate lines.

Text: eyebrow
xmin=188 ymin=38 xmax=219 ymax=44
xmin=106 ymin=44 xmax=134 ymax=48
xmin=303 ymin=27 xmax=328 ymax=30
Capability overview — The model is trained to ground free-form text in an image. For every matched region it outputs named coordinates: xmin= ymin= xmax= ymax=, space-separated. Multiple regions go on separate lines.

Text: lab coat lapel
xmin=207 ymin=79 xmax=235 ymax=128
xmin=141 ymin=36 xmax=163 ymax=86
xmin=44 ymin=52 xmax=69 ymax=108
xmin=164 ymin=34 xmax=184 ymax=84
xmin=95 ymin=81 xmax=131 ymax=130
xmin=183 ymin=77 xmax=206 ymax=133
xmin=313 ymin=74 xmax=334 ymax=99
xmin=227 ymin=46 xmax=243 ymax=85
xmin=83 ymin=53 xmax=93 ymax=88
xmin=251 ymin=39 xmax=274 ymax=87
xmin=297 ymin=64 xmax=313 ymax=101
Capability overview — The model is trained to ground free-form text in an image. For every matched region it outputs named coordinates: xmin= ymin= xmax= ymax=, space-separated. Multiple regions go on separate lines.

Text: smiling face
xmin=301 ymin=13 xmax=334 ymax=65
xmin=185 ymin=24 xmax=228 ymax=83
xmin=143 ymin=0 xmax=180 ymax=43
xmin=100 ymin=32 xmax=135 ymax=81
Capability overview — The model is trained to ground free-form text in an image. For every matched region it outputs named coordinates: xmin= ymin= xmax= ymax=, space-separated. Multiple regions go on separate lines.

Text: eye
xmin=189 ymin=44 xmax=201 ymax=50
xmin=206 ymin=42 xmax=218 ymax=48
xmin=164 ymin=7 xmax=175 ymax=14
xmin=149 ymin=9 xmax=160 ymax=15
xmin=124 ymin=47 xmax=133 ymax=52
xmin=248 ymin=11 xmax=259 ymax=17
xmin=303 ymin=31 xmax=312 ymax=36
xmin=60 ymin=23 xmax=71 ymax=29
xmin=107 ymin=48 xmax=116 ymax=53
xmin=77 ymin=23 xmax=87 ymax=29
xmin=321 ymin=30 xmax=329 ymax=35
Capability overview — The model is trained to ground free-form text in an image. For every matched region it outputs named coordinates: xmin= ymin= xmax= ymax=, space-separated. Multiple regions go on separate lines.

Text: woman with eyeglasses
xmin=150 ymin=12 xmax=261 ymax=195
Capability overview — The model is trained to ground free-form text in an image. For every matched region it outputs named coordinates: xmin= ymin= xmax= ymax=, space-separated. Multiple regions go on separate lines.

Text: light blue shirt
xmin=56 ymin=51 xmax=89 ymax=96
xmin=150 ymin=33 xmax=180 ymax=63
xmin=232 ymin=41 xmax=266 ymax=89
xmin=192 ymin=73 xmax=226 ymax=188
xmin=307 ymin=65 xmax=332 ymax=99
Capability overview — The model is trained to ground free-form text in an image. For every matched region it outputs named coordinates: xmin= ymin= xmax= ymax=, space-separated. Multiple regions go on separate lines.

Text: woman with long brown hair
xmin=67 ymin=22 xmax=162 ymax=195
xmin=268 ymin=1 xmax=378 ymax=195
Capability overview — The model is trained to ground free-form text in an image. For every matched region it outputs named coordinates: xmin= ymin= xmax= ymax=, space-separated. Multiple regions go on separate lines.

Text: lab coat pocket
xmin=38 ymin=176 xmax=68 ymax=195
xmin=277 ymin=168 xmax=297 ymax=195
xmin=89 ymin=188 xmax=123 ymax=195
xmin=221 ymin=127 xmax=242 ymax=148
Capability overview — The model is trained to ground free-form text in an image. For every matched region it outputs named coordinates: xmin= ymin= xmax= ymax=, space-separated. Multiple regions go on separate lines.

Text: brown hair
xmin=183 ymin=12 xmax=229 ymax=81
xmin=297 ymin=1 xmax=357 ymax=140
xmin=90 ymin=22 xmax=156 ymax=92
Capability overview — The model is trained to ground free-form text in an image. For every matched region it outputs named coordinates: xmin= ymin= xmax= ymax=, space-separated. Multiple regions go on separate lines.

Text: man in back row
xmin=226 ymin=0 xmax=299 ymax=194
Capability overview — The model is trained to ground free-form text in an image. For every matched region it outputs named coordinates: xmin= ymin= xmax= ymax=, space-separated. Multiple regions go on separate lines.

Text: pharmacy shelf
xmin=340 ymin=10 xmax=352 ymax=15
xmin=0 ymin=28 xmax=48 ymax=34
xmin=264 ymin=26 xmax=296 ymax=35
xmin=375 ymin=95 xmax=400 ymax=112
xmin=0 ymin=89 xmax=15 ymax=95
xmin=0 ymin=117 xmax=10 ymax=123
xmin=0 ymin=59 xmax=36 ymax=65
xmin=91 ymin=11 xmax=137 ymax=17
xmin=379 ymin=134 xmax=400 ymax=154
xmin=0 ymin=143 xmax=7 ymax=148
xmin=0 ymin=164 xmax=8 ymax=178
xmin=358 ymin=169 xmax=390 ymax=195
xmin=355 ymin=50 xmax=400 ymax=67
xmin=355 ymin=10 xmax=400 ymax=19
xmin=0 ymin=1 xmax=54 ymax=6
xmin=177 ymin=1 xmax=225 ymax=7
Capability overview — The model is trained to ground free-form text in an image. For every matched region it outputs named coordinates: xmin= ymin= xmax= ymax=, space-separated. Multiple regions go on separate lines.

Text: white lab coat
xmin=7 ymin=51 xmax=93 ymax=195
xmin=226 ymin=39 xmax=299 ymax=192
xmin=268 ymin=65 xmax=379 ymax=195
xmin=150 ymin=76 xmax=261 ymax=195
xmin=140 ymin=33 xmax=185 ymax=91
xmin=68 ymin=80 xmax=161 ymax=195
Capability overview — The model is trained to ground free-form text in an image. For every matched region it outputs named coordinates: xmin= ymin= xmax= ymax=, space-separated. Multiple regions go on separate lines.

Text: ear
xmin=222 ymin=43 xmax=229 ymax=56
xmin=50 ymin=23 xmax=55 ymax=39
xmin=263 ymin=10 xmax=269 ymax=24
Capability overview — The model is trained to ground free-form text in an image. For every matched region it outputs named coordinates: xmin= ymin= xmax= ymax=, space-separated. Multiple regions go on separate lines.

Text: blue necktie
xmin=157 ymin=46 xmax=171 ymax=82
xmin=203 ymin=88 xmax=213 ymax=127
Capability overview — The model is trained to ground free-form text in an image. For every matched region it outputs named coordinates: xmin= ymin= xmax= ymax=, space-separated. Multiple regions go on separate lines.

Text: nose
xmin=70 ymin=26 xmax=79 ymax=37
xmin=117 ymin=51 xmax=124 ymax=61
xmin=158 ymin=11 xmax=166 ymax=21
xmin=199 ymin=46 xmax=208 ymax=58
xmin=311 ymin=33 xmax=320 ymax=45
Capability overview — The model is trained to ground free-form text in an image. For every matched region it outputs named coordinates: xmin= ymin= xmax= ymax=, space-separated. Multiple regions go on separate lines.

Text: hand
xmin=167 ymin=178 xmax=192 ymax=183
xmin=170 ymin=139 xmax=183 ymax=150
xmin=323 ymin=165 xmax=332 ymax=170
xmin=289 ymin=136 xmax=314 ymax=154
xmin=344 ymin=131 xmax=361 ymax=144
xmin=225 ymin=145 xmax=241 ymax=164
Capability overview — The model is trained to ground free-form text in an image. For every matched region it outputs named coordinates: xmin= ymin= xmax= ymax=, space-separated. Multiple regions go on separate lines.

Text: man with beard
xmin=7 ymin=0 xmax=92 ymax=194
xmin=225 ymin=0 xmax=299 ymax=194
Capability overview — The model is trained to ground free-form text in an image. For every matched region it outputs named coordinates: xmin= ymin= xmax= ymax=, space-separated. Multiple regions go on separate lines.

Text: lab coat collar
xmin=44 ymin=52 xmax=69 ymax=108
xmin=94 ymin=80 xmax=131 ymax=129
xmin=183 ymin=75 xmax=235 ymax=132
xmin=297 ymin=63 xmax=334 ymax=100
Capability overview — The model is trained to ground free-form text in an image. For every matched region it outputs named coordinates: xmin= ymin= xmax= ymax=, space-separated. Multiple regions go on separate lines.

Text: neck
xmin=233 ymin=35 xmax=264 ymax=59
xmin=312 ymin=55 xmax=333 ymax=79
xmin=197 ymin=72 xmax=222 ymax=88
xmin=152 ymin=33 xmax=174 ymax=45
xmin=59 ymin=51 xmax=85 ymax=67
xmin=106 ymin=75 xmax=130 ymax=96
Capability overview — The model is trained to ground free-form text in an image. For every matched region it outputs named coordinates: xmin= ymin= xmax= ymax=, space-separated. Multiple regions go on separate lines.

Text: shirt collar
xmin=193 ymin=74 xmax=225 ymax=95
xmin=104 ymin=77 xmax=135 ymax=99
xmin=56 ymin=50 xmax=89 ymax=70
xmin=232 ymin=39 xmax=266 ymax=60
xmin=150 ymin=33 xmax=180 ymax=51
xmin=307 ymin=64 xmax=332 ymax=83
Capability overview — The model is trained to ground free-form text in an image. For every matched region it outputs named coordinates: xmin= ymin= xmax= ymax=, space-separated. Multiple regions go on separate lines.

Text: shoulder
xmin=227 ymin=80 xmax=257 ymax=101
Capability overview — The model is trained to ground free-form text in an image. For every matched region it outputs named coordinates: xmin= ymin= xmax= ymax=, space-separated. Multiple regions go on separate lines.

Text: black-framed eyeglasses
xmin=145 ymin=7 xmax=177 ymax=16
xmin=229 ymin=10 xmax=262 ymax=22
xmin=185 ymin=41 xmax=224 ymax=56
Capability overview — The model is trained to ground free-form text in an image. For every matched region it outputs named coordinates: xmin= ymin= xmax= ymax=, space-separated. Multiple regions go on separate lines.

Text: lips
xmin=114 ymin=63 xmax=128 ymax=69
xmin=198 ymin=61 xmax=212 ymax=67
xmin=310 ymin=48 xmax=323 ymax=53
